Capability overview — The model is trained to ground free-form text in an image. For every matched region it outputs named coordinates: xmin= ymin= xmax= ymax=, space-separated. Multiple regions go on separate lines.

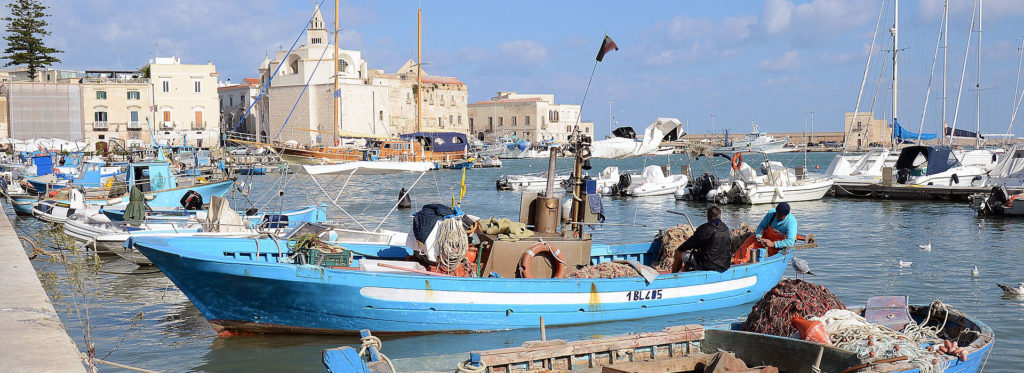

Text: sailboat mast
xmin=416 ymin=8 xmax=422 ymax=133
xmin=942 ymin=0 xmax=948 ymax=142
xmin=892 ymin=0 xmax=899 ymax=149
xmin=333 ymin=0 xmax=340 ymax=142
xmin=608 ymin=101 xmax=612 ymax=138
xmin=976 ymin=0 xmax=983 ymax=148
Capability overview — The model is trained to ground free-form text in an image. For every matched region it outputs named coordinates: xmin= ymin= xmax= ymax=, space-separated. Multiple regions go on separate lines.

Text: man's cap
xmin=776 ymin=202 xmax=791 ymax=216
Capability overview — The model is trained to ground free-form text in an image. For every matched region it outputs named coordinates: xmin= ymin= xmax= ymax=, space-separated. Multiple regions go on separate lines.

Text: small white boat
xmin=970 ymin=185 xmax=1024 ymax=216
xmin=626 ymin=165 xmax=688 ymax=197
xmin=893 ymin=145 xmax=987 ymax=186
xmin=709 ymin=160 xmax=833 ymax=205
xmin=30 ymin=189 xmax=87 ymax=224
xmin=496 ymin=173 xmax=568 ymax=192
xmin=713 ymin=123 xmax=789 ymax=155
xmin=826 ymin=147 xmax=891 ymax=185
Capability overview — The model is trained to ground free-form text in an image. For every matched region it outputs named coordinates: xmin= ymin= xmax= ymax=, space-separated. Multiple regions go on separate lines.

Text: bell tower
xmin=307 ymin=4 xmax=327 ymax=45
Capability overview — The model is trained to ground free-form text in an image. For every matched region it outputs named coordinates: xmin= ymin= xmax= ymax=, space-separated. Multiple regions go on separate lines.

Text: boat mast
xmin=892 ymin=0 xmax=899 ymax=150
xmin=942 ymin=0 xmax=948 ymax=142
xmin=416 ymin=8 xmax=422 ymax=133
xmin=334 ymin=0 xmax=340 ymax=143
xmin=976 ymin=0 xmax=983 ymax=148
xmin=608 ymin=101 xmax=612 ymax=138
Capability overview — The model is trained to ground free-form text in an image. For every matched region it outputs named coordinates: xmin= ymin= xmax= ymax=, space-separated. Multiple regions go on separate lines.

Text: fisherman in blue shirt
xmin=734 ymin=202 xmax=797 ymax=263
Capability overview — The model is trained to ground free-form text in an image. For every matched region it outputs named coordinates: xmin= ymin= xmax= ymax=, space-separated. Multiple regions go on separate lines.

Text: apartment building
xmin=467 ymin=92 xmax=594 ymax=143
xmin=80 ymin=72 xmax=152 ymax=150
xmin=368 ymin=59 xmax=468 ymax=135
xmin=218 ymin=78 xmax=261 ymax=139
xmin=147 ymin=56 xmax=221 ymax=147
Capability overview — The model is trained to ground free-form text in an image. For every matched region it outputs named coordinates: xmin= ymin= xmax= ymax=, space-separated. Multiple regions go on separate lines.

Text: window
xmin=469 ymin=118 xmax=474 ymax=128
xmin=437 ymin=117 xmax=442 ymax=127
xmin=525 ymin=116 xmax=530 ymax=125
xmin=337 ymin=59 xmax=348 ymax=72
xmin=193 ymin=80 xmax=201 ymax=93
xmin=229 ymin=96 xmax=233 ymax=106
xmin=162 ymin=80 xmax=170 ymax=93
xmin=163 ymin=111 xmax=171 ymax=122
xmin=194 ymin=111 xmax=204 ymax=127
xmin=94 ymin=111 xmax=107 ymax=122
xmin=512 ymin=116 xmax=517 ymax=126
xmin=379 ymin=110 xmax=384 ymax=121
xmin=130 ymin=111 xmax=139 ymax=122
xmin=499 ymin=117 xmax=504 ymax=126
xmin=127 ymin=91 xmax=140 ymax=100
xmin=549 ymin=110 xmax=560 ymax=122
xmin=240 ymin=94 xmax=245 ymax=105
xmin=96 ymin=91 xmax=107 ymax=100
xmin=458 ymin=116 xmax=462 ymax=125
xmin=449 ymin=115 xmax=453 ymax=125
xmin=488 ymin=117 xmax=492 ymax=126
xmin=585 ymin=127 xmax=590 ymax=133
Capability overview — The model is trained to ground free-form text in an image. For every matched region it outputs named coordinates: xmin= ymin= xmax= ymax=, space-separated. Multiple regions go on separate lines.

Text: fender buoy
xmin=518 ymin=243 xmax=567 ymax=279
xmin=48 ymin=190 xmax=59 ymax=198
xmin=731 ymin=153 xmax=743 ymax=170
xmin=791 ymin=316 xmax=832 ymax=345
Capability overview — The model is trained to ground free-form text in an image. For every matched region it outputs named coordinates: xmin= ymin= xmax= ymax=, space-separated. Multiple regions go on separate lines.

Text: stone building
xmin=146 ymin=56 xmax=221 ymax=147
xmin=844 ymin=112 xmax=891 ymax=150
xmin=218 ymin=78 xmax=261 ymax=139
xmin=467 ymin=92 xmax=594 ymax=143
xmin=368 ymin=59 xmax=468 ymax=135
xmin=80 ymin=72 xmax=152 ymax=150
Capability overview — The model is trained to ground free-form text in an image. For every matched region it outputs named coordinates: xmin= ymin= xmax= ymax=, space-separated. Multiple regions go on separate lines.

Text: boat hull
xmin=742 ymin=179 xmax=834 ymax=204
xmin=134 ymin=237 xmax=790 ymax=335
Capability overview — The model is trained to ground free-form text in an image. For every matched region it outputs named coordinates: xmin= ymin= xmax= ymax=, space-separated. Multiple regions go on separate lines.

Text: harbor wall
xmin=0 ymin=205 xmax=87 ymax=373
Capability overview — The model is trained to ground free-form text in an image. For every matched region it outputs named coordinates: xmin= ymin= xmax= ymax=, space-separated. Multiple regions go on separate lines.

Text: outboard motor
xmin=180 ymin=190 xmax=203 ymax=210
xmin=986 ymin=185 xmax=1009 ymax=214
xmin=896 ymin=168 xmax=911 ymax=184
xmin=616 ymin=173 xmax=633 ymax=196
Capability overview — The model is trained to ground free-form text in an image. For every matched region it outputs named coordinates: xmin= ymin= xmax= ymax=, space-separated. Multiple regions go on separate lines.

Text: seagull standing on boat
xmin=997 ymin=283 xmax=1024 ymax=296
xmin=898 ymin=260 xmax=913 ymax=268
xmin=791 ymin=258 xmax=815 ymax=279
xmin=918 ymin=242 xmax=931 ymax=251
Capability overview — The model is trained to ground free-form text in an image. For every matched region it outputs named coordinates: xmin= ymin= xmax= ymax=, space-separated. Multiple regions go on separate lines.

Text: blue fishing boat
xmin=132 ymin=236 xmax=789 ymax=335
xmin=112 ymin=154 xmax=234 ymax=208
xmin=25 ymin=158 xmax=124 ymax=192
xmin=237 ymin=166 xmax=267 ymax=175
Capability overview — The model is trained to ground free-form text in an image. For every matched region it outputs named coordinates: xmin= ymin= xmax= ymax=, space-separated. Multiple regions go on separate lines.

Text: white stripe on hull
xmin=359 ymin=276 xmax=757 ymax=305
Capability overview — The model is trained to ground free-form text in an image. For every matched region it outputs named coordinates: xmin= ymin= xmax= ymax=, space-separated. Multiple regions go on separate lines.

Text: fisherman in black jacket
xmin=671 ymin=205 xmax=733 ymax=273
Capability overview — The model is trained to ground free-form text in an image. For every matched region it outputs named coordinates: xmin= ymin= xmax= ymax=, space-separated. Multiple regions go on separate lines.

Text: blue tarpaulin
xmin=893 ymin=118 xmax=937 ymax=141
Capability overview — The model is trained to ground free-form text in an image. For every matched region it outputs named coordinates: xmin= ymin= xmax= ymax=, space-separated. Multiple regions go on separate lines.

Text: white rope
xmin=436 ymin=216 xmax=468 ymax=274
xmin=358 ymin=335 xmax=396 ymax=373
xmin=812 ymin=309 xmax=948 ymax=373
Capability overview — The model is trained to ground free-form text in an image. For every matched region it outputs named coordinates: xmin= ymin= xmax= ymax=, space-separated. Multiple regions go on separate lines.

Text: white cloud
xmin=760 ymin=50 xmax=801 ymax=72
xmin=665 ymin=16 xmax=714 ymax=41
xmin=760 ymin=0 xmax=794 ymax=34
xmin=497 ymin=40 xmax=548 ymax=67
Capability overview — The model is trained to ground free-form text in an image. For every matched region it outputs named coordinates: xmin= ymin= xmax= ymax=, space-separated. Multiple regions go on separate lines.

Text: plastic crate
xmin=307 ymin=249 xmax=352 ymax=267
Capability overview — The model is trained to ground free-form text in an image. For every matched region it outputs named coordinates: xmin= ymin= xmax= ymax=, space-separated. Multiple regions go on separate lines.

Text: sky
xmin=7 ymin=0 xmax=1024 ymax=139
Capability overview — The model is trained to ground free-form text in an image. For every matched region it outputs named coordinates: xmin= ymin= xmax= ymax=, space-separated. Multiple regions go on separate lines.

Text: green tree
xmin=2 ymin=0 xmax=61 ymax=80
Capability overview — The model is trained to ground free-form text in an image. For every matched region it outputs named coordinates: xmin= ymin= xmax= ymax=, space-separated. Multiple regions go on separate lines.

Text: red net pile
xmin=741 ymin=279 xmax=846 ymax=337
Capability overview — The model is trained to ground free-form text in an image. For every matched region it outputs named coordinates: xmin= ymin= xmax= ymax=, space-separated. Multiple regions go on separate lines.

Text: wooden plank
xmin=600 ymin=356 xmax=707 ymax=373
xmin=477 ymin=325 xmax=704 ymax=365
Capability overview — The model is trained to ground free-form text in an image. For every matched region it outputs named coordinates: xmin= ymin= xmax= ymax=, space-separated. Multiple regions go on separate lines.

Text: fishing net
xmin=566 ymin=262 xmax=641 ymax=279
xmin=741 ymin=279 xmax=845 ymax=337
xmin=730 ymin=222 xmax=756 ymax=252
xmin=652 ymin=224 xmax=694 ymax=270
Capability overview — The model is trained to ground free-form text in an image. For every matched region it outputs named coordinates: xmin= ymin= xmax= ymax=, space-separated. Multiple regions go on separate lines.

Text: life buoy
xmin=731 ymin=153 xmax=743 ymax=170
xmin=518 ymin=243 xmax=567 ymax=279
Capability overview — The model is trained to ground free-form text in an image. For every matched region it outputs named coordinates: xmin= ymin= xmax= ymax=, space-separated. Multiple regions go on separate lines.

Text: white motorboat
xmin=708 ymin=160 xmax=833 ymax=205
xmin=826 ymin=148 xmax=892 ymax=185
xmin=625 ymin=165 xmax=688 ymax=197
xmin=31 ymin=189 xmax=88 ymax=224
xmin=496 ymin=173 xmax=568 ymax=192
xmin=893 ymin=145 xmax=987 ymax=186
xmin=590 ymin=118 xmax=681 ymax=159
xmin=583 ymin=166 xmax=642 ymax=195
xmin=980 ymin=145 xmax=1024 ymax=187
xmin=713 ymin=123 xmax=789 ymax=155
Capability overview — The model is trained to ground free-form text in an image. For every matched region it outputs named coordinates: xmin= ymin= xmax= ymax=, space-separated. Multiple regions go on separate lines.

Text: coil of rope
xmin=358 ymin=334 xmax=396 ymax=373
xmin=812 ymin=308 xmax=946 ymax=373
xmin=436 ymin=216 xmax=468 ymax=275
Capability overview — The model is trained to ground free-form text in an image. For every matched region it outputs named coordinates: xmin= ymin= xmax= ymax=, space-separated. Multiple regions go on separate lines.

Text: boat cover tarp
xmin=612 ymin=127 xmax=637 ymax=139
xmin=989 ymin=145 xmax=1024 ymax=178
xmin=893 ymin=145 xmax=958 ymax=175
xmin=302 ymin=161 xmax=433 ymax=175
xmin=123 ymin=186 xmax=146 ymax=223
xmin=893 ymin=118 xmax=937 ymax=141
xmin=400 ymin=132 xmax=468 ymax=152
xmin=944 ymin=127 xmax=984 ymax=139
xmin=590 ymin=118 xmax=682 ymax=159
xmin=206 ymin=196 xmax=247 ymax=233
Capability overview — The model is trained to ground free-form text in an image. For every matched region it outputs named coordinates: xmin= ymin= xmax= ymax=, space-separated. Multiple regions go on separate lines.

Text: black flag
xmin=596 ymin=35 xmax=618 ymax=62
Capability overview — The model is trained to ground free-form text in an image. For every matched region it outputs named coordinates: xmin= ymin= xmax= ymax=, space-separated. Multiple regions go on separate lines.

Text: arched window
xmin=337 ymin=59 xmax=349 ymax=73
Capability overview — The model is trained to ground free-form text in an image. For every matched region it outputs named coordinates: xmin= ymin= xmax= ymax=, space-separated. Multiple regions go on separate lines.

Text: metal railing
xmin=161 ymin=121 xmax=175 ymax=129
xmin=93 ymin=121 xmax=108 ymax=129
xmin=127 ymin=121 xmax=141 ymax=129
xmin=191 ymin=121 xmax=207 ymax=130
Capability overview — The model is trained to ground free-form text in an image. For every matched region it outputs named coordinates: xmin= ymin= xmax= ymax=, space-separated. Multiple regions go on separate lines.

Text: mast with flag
xmin=568 ymin=34 xmax=618 ymax=236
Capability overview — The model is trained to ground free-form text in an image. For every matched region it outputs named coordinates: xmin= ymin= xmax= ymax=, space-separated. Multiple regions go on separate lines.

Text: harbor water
xmin=9 ymin=152 xmax=1023 ymax=372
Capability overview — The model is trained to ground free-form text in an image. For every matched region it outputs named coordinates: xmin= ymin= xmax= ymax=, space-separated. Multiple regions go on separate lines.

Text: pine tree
xmin=2 ymin=0 xmax=61 ymax=80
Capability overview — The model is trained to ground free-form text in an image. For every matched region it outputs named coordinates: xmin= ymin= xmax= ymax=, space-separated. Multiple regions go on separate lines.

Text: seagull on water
xmin=792 ymin=258 xmax=815 ymax=279
xmin=997 ymin=283 xmax=1024 ymax=296
xmin=918 ymin=242 xmax=932 ymax=251
xmin=971 ymin=266 xmax=979 ymax=277
xmin=898 ymin=260 xmax=913 ymax=268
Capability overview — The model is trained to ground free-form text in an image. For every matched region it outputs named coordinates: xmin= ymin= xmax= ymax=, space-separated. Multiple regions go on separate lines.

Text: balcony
xmin=161 ymin=121 xmax=175 ymax=130
xmin=191 ymin=121 xmax=207 ymax=130
xmin=127 ymin=121 xmax=141 ymax=130
xmin=92 ymin=121 xmax=108 ymax=130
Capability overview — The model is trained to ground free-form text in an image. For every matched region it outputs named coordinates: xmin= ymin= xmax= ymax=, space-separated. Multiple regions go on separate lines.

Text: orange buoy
xmin=731 ymin=153 xmax=743 ymax=170
xmin=518 ymin=243 xmax=567 ymax=278
xmin=791 ymin=316 xmax=832 ymax=345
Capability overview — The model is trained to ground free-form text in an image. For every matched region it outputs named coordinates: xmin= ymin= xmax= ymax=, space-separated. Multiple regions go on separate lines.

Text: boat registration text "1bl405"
xmin=627 ymin=289 xmax=663 ymax=301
